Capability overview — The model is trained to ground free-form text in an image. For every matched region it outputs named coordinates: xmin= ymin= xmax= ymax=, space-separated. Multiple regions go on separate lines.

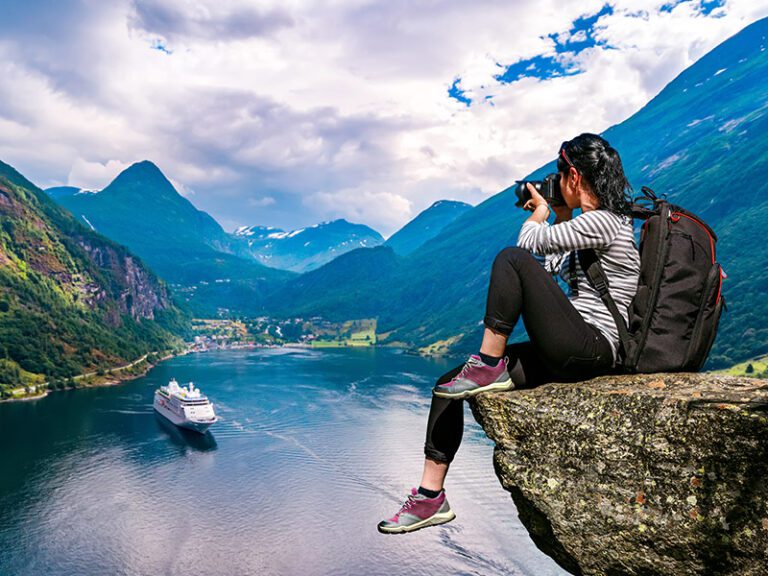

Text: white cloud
xmin=169 ymin=176 xmax=196 ymax=197
xmin=305 ymin=188 xmax=413 ymax=234
xmin=0 ymin=0 xmax=767 ymax=235
xmin=248 ymin=195 xmax=276 ymax=207
xmin=68 ymin=159 xmax=132 ymax=191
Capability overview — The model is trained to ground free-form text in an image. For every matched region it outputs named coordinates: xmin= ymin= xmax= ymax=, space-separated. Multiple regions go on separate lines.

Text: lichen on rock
xmin=469 ymin=373 xmax=768 ymax=576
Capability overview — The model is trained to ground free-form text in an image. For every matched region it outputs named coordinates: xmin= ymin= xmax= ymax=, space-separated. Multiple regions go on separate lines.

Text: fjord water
xmin=0 ymin=348 xmax=566 ymax=576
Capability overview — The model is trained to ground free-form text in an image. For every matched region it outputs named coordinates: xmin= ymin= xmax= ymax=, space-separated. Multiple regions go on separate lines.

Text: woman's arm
xmin=517 ymin=184 xmax=622 ymax=255
xmin=518 ymin=211 xmax=623 ymax=255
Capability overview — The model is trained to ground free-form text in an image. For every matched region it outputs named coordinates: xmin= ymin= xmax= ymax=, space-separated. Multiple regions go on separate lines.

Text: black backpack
xmin=578 ymin=187 xmax=726 ymax=373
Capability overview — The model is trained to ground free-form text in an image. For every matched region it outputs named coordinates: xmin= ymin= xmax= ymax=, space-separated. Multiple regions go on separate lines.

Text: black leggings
xmin=424 ymin=247 xmax=614 ymax=464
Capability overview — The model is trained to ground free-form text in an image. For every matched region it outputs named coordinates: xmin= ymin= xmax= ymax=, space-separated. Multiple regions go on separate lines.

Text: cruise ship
xmin=153 ymin=379 xmax=218 ymax=433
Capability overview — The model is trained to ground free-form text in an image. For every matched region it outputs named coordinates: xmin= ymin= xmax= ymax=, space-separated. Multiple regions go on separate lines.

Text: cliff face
xmin=469 ymin=374 xmax=768 ymax=576
xmin=75 ymin=240 xmax=169 ymax=323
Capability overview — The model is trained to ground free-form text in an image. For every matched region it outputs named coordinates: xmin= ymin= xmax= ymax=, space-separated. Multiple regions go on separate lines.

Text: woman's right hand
xmin=523 ymin=183 xmax=549 ymax=212
xmin=523 ymin=183 xmax=551 ymax=224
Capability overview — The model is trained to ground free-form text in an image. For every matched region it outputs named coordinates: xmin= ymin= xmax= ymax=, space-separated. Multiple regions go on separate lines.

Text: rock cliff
xmin=469 ymin=373 xmax=768 ymax=576
xmin=75 ymin=239 xmax=169 ymax=323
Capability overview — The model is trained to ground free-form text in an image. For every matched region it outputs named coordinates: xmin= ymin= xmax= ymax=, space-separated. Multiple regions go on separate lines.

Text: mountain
xmin=232 ymin=219 xmax=384 ymax=272
xmin=0 ymin=159 xmax=186 ymax=393
xmin=51 ymin=161 xmax=294 ymax=316
xmin=385 ymin=200 xmax=473 ymax=256
xmin=45 ymin=185 xmax=86 ymax=200
xmin=268 ymin=16 xmax=768 ymax=369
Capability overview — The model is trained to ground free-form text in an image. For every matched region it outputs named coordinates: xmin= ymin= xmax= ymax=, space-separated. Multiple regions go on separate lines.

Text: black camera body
xmin=513 ymin=173 xmax=565 ymax=208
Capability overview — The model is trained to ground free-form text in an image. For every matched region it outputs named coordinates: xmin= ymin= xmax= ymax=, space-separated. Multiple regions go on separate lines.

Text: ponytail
xmin=557 ymin=133 xmax=632 ymax=217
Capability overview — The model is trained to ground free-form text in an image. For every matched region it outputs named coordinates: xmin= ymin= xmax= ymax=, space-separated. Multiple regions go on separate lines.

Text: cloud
xmin=0 ymin=0 xmax=767 ymax=236
xmin=129 ymin=0 xmax=294 ymax=42
xmin=169 ymin=177 xmax=195 ymax=197
xmin=304 ymin=188 xmax=413 ymax=234
xmin=248 ymin=196 xmax=276 ymax=207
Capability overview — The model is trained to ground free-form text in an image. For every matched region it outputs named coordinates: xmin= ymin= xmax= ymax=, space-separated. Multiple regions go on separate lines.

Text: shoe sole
xmin=377 ymin=510 xmax=456 ymax=534
xmin=432 ymin=377 xmax=514 ymax=399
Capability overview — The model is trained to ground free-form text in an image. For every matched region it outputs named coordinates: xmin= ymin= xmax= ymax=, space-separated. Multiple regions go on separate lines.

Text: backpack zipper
xmin=669 ymin=211 xmax=715 ymax=264
xmin=684 ymin=263 xmax=723 ymax=369
xmin=670 ymin=210 xmax=724 ymax=303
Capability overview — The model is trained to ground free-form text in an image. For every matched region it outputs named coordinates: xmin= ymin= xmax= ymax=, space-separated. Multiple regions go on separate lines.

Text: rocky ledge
xmin=469 ymin=373 xmax=768 ymax=576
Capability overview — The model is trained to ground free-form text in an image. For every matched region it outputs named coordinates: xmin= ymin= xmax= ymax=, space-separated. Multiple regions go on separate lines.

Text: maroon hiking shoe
xmin=432 ymin=355 xmax=513 ymax=399
xmin=377 ymin=488 xmax=456 ymax=534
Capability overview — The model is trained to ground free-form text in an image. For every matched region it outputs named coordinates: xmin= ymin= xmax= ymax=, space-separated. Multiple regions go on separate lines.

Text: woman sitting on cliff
xmin=378 ymin=133 xmax=641 ymax=534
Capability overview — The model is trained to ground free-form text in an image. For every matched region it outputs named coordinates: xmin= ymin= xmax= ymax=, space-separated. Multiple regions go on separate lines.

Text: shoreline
xmin=1 ymin=341 xmax=460 ymax=404
xmin=1 ymin=348 xmax=184 ymax=404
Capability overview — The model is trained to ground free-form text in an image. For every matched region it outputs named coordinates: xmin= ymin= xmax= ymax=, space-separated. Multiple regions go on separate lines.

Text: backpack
xmin=578 ymin=187 xmax=726 ymax=373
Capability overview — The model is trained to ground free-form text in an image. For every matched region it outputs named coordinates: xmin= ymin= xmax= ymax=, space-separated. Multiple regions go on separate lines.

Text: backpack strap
xmin=568 ymin=252 xmax=579 ymax=296
xmin=576 ymin=249 xmax=631 ymax=363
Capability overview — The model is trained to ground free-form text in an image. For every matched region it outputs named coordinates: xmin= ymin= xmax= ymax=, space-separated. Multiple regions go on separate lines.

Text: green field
xmin=309 ymin=319 xmax=376 ymax=348
xmin=714 ymin=355 xmax=768 ymax=378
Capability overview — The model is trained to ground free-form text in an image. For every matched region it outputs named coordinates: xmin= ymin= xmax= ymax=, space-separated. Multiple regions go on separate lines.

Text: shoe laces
xmin=457 ymin=356 xmax=481 ymax=378
xmin=394 ymin=489 xmax=420 ymax=518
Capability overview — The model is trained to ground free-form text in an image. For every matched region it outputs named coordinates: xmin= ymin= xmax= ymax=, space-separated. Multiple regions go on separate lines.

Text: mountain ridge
xmin=51 ymin=160 xmax=295 ymax=316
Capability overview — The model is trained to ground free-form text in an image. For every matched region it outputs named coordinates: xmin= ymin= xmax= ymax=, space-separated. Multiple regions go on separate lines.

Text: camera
xmin=513 ymin=173 xmax=565 ymax=208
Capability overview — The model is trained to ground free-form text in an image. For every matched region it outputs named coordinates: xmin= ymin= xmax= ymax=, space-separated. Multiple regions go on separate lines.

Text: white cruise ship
xmin=153 ymin=379 xmax=218 ymax=433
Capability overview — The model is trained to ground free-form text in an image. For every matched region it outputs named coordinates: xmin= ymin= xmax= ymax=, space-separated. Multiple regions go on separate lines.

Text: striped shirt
xmin=517 ymin=210 xmax=640 ymax=365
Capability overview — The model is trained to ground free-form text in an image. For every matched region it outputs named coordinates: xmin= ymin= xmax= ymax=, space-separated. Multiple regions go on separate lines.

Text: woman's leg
xmin=421 ymin=342 xmax=550 ymax=490
xmin=477 ymin=246 xmax=546 ymax=359
xmin=421 ymin=364 xmax=463 ymax=491
xmin=479 ymin=327 xmax=508 ymax=358
xmin=433 ymin=248 xmax=593 ymax=400
xmin=426 ymin=247 xmax=614 ymax=483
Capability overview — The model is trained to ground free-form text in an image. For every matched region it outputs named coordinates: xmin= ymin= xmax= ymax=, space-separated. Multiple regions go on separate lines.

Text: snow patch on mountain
xmin=80 ymin=215 xmax=96 ymax=231
xmin=231 ymin=218 xmax=384 ymax=272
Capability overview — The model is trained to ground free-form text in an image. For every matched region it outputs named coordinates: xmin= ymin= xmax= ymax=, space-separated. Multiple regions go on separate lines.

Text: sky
xmin=1 ymin=0 xmax=767 ymax=237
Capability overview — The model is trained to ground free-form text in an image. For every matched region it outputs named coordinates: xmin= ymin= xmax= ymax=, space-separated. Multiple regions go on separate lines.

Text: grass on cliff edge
xmin=715 ymin=355 xmax=768 ymax=378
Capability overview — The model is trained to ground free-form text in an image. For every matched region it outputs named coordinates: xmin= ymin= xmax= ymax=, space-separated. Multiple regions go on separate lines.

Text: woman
xmin=377 ymin=133 xmax=640 ymax=534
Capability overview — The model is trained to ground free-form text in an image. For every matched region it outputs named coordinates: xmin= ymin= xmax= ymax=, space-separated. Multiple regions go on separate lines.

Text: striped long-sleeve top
xmin=517 ymin=209 xmax=640 ymax=365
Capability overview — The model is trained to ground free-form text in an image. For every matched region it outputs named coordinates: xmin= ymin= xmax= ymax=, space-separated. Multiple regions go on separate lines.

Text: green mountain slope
xmin=385 ymin=200 xmax=473 ymax=256
xmin=0 ymin=160 xmax=187 ymax=393
xmin=270 ymin=16 xmax=768 ymax=368
xmin=273 ymin=246 xmax=400 ymax=319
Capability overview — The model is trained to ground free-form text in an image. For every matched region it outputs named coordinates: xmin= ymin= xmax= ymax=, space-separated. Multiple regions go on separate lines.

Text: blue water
xmin=0 ymin=348 xmax=567 ymax=575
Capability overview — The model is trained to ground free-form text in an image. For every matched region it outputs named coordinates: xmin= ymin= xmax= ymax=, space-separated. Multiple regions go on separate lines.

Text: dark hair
xmin=557 ymin=133 xmax=632 ymax=217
